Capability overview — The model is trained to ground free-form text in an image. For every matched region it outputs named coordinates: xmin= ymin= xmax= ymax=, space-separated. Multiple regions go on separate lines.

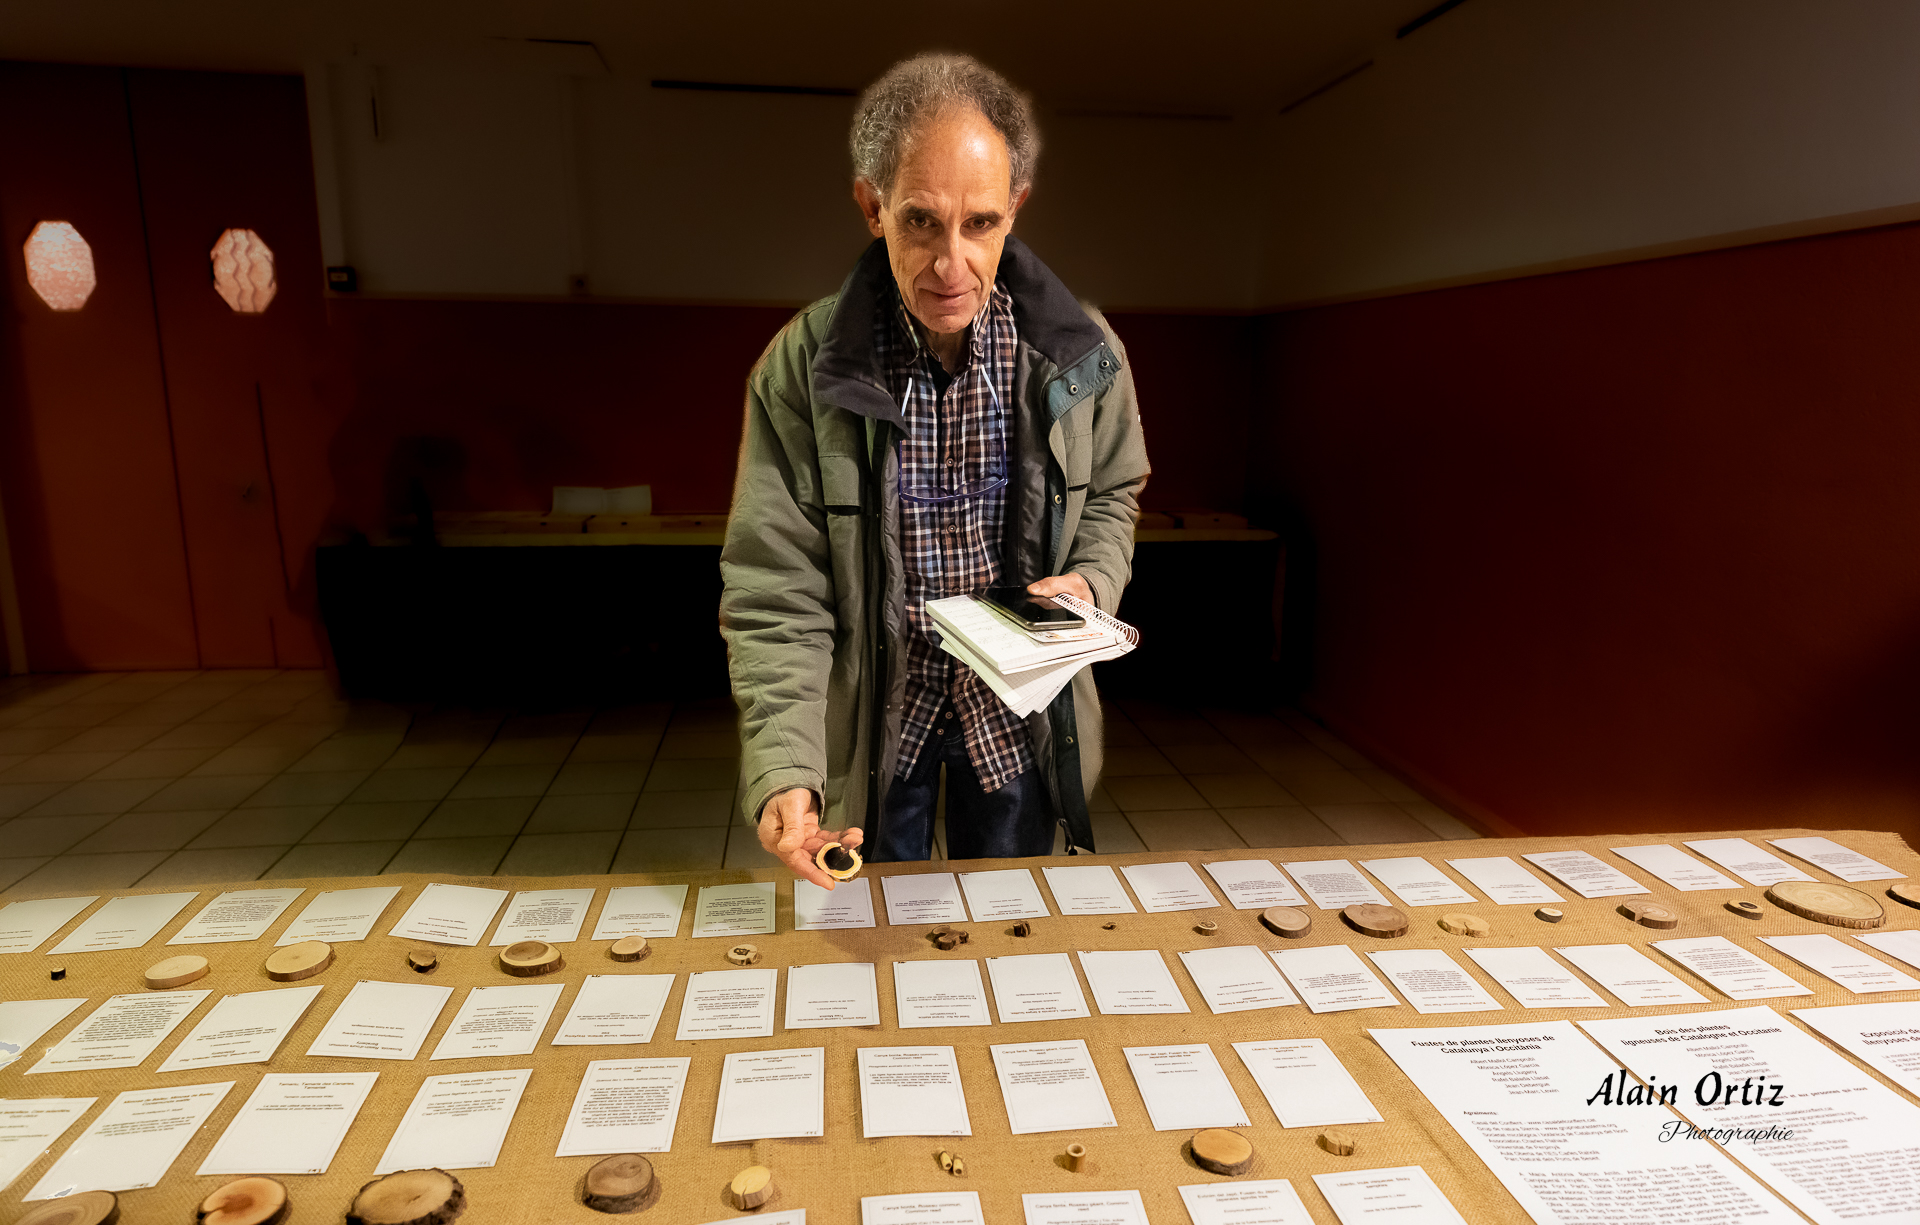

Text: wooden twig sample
xmin=608 ymin=936 xmax=651 ymax=962
xmin=582 ymin=1154 xmax=654 ymax=1214
xmin=1259 ymin=906 xmax=1312 ymax=939
xmin=1342 ymin=904 xmax=1409 ymax=939
xmin=1064 ymin=1143 xmax=1087 ymax=1172
xmin=1726 ymin=901 xmax=1765 ymax=920
xmin=263 ymin=941 xmax=333 ymax=982
xmin=407 ymin=951 xmax=438 ymax=974
xmin=197 ymin=1176 xmax=290 ymax=1225
xmin=347 ymin=1168 xmax=466 ymax=1225
xmin=728 ymin=1166 xmax=773 ymax=1210
xmin=16 ymin=1190 xmax=119 ymax=1225
xmin=1437 ymin=914 xmax=1490 ymax=937
xmin=498 ymin=940 xmax=565 ymax=977
xmin=1619 ymin=902 xmax=1679 ymax=930
xmin=143 ymin=954 xmax=210 ymax=990
xmin=1318 ymin=1128 xmax=1357 ymax=1156
xmin=1534 ymin=907 xmax=1564 ymax=923
xmin=725 ymin=944 xmax=761 ymax=966
xmin=1191 ymin=1128 xmax=1255 ymax=1175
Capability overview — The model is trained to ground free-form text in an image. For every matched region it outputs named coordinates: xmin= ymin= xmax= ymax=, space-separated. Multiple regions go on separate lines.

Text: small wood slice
xmin=15 ymin=1190 xmax=119 ymax=1225
xmin=1191 ymin=1128 xmax=1255 ymax=1175
xmin=1342 ymin=904 xmax=1410 ymax=939
xmin=608 ymin=936 xmax=651 ymax=963
xmin=938 ymin=1151 xmax=954 ymax=1173
xmin=264 ymin=941 xmax=334 ymax=982
xmin=949 ymin=1155 xmax=966 ymax=1177
xmin=1534 ymin=907 xmax=1565 ymax=923
xmin=815 ymin=841 xmax=863 ymax=881
xmin=582 ymin=1154 xmax=654 ymax=1214
xmin=1726 ymin=900 xmax=1766 ymax=920
xmin=1620 ymin=901 xmax=1680 ymax=930
xmin=1064 ymin=1143 xmax=1087 ymax=1172
xmin=1259 ymin=906 xmax=1312 ymax=939
xmin=728 ymin=1166 xmax=773 ymax=1211
xmin=49 ymin=964 xmax=66 ymax=981
xmin=1012 ymin=920 xmax=1033 ymax=937
xmin=1318 ymin=1128 xmax=1358 ymax=1156
xmin=1100 ymin=922 xmax=1117 ymax=931
xmin=347 ymin=1168 xmax=466 ymax=1225
xmin=1889 ymin=881 xmax=1920 ymax=911
xmin=1194 ymin=920 xmax=1219 ymax=936
xmin=198 ymin=1176 xmax=290 ymax=1225
xmin=499 ymin=940 xmax=565 ymax=977
xmin=933 ymin=932 xmax=960 ymax=951
xmin=1438 ymin=913 xmax=1490 ymax=937
xmin=725 ymin=943 xmax=761 ymax=966
xmin=408 ymin=950 xmax=438 ymax=974
xmin=1766 ymin=881 xmax=1885 ymax=929
xmin=144 ymin=954 xmax=210 ymax=990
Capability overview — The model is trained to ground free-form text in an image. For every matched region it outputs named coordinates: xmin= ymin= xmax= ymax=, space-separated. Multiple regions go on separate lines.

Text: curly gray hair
xmin=850 ymin=53 xmax=1040 ymax=200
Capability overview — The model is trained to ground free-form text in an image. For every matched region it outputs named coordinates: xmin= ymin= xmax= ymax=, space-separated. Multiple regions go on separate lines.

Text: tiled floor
xmin=0 ymin=670 xmax=1478 ymax=898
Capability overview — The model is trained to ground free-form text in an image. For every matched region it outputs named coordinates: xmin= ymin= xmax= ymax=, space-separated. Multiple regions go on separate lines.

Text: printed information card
xmin=1520 ymin=850 xmax=1649 ymax=899
xmin=793 ymin=877 xmax=876 ymax=930
xmin=690 ymin=882 xmax=776 ymax=939
xmin=307 ymin=980 xmax=454 ymax=1060
xmin=555 ymin=1057 xmax=690 ymax=1156
xmin=957 ymin=868 xmax=1050 ymax=921
xmin=388 ymin=883 xmax=509 ymax=946
xmin=26 ymin=1081 xmax=233 ymax=1200
xmin=857 ymin=1045 xmax=972 ymax=1138
xmin=275 ymin=885 xmax=401 ymax=945
xmin=156 ymin=984 xmax=324 ymax=1072
xmin=1357 ymin=857 xmax=1477 ymax=907
xmin=0 ymin=895 xmax=96 ymax=956
xmin=1550 ymin=943 xmax=1707 ymax=1007
xmin=711 ymin=1047 xmax=825 ymax=1142
xmin=893 ymin=960 xmax=993 ymax=1028
xmin=551 ymin=974 xmax=675 ymax=1045
xmin=989 ymin=1039 xmax=1117 ymax=1135
xmin=48 ymin=891 xmax=197 ymax=955
xmin=374 ymin=1069 xmax=532 ymax=1173
xmin=1365 ymin=949 xmax=1504 ymax=1014
xmin=1278 ymin=860 xmax=1388 ymax=909
xmin=1232 ymin=1039 xmax=1382 ymax=1128
xmin=1122 ymin=1043 xmax=1249 ymax=1131
xmin=1444 ymin=857 xmax=1563 ymax=905
xmin=1039 ymin=865 xmax=1137 ymax=916
xmin=1767 ymin=836 xmax=1903 ymax=882
xmin=166 ymin=887 xmax=304 ymax=945
xmin=1608 ymin=844 xmax=1737 ymax=892
xmin=590 ymin=885 xmax=689 ymax=940
xmin=1077 ymin=949 xmax=1190 ymax=1015
xmin=197 ymin=1072 xmax=379 ymax=1175
xmin=488 ymin=888 xmax=594 ymax=945
xmin=30 ymin=991 xmax=210 ymax=1074
xmin=1648 ymin=936 xmax=1814 ymax=1001
xmin=1681 ymin=838 xmax=1814 ymax=886
xmin=1118 ymin=862 xmax=1220 ymax=912
xmin=1200 ymin=860 xmax=1307 ymax=909
xmin=881 ymin=873 xmax=969 ymax=925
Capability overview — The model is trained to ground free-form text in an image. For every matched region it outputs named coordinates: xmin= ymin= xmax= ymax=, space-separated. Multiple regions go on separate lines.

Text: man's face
xmin=856 ymin=106 xmax=1028 ymax=339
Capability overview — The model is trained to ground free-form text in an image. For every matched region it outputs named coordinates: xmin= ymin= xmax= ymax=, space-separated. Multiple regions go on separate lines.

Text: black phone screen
xmin=980 ymin=585 xmax=1085 ymax=627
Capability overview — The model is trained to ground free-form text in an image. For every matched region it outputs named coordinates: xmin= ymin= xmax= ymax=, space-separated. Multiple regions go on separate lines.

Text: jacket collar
xmin=811 ymin=236 xmax=1107 ymax=425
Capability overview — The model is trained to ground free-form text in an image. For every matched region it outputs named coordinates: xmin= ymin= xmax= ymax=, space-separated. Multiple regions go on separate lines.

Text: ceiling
xmin=0 ymin=0 xmax=1450 ymax=116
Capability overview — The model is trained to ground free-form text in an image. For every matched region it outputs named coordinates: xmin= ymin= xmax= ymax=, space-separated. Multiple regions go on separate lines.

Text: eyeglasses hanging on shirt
xmin=897 ymin=370 xmax=1010 ymax=505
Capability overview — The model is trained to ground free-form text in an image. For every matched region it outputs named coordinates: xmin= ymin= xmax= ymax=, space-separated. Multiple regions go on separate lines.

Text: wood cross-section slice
xmin=728 ymin=1166 xmax=773 ymax=1210
xmin=933 ymin=932 xmax=960 ymax=951
xmin=49 ymin=964 xmax=66 ymax=981
xmin=582 ymin=1154 xmax=654 ymax=1214
xmin=815 ymin=841 xmax=863 ymax=881
xmin=1889 ymin=881 xmax=1920 ymax=911
xmin=499 ymin=941 xmax=565 ymax=976
xmin=608 ymin=936 xmax=651 ymax=963
xmin=1619 ymin=901 xmax=1680 ymax=929
xmin=1194 ymin=921 xmax=1219 ymax=935
xmin=407 ymin=951 xmax=438 ymax=974
xmin=1765 ymin=881 xmax=1885 ymax=929
xmin=1534 ymin=907 xmax=1565 ymax=923
xmin=1064 ymin=1143 xmax=1087 ymax=1172
xmin=1726 ymin=900 xmax=1765 ymax=920
xmin=1437 ymin=913 xmax=1490 ymax=937
xmin=16 ymin=1190 xmax=119 ymax=1225
xmin=1259 ymin=906 xmax=1312 ymax=939
xmin=1191 ymin=1128 xmax=1255 ymax=1175
xmin=725 ymin=943 xmax=761 ymax=966
xmin=264 ymin=941 xmax=334 ymax=982
xmin=144 ymin=954 xmax=210 ymax=990
xmin=197 ymin=1176 xmax=290 ymax=1225
xmin=347 ymin=1168 xmax=466 ymax=1225
xmin=1318 ymin=1128 xmax=1358 ymax=1156
xmin=1342 ymin=904 xmax=1410 ymax=939
xmin=1012 ymin=920 xmax=1033 ymax=937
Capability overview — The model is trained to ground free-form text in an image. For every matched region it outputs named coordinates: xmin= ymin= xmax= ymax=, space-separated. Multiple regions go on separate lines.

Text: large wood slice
xmin=197 ymin=1176 xmax=290 ymax=1225
xmin=582 ymin=1154 xmax=654 ymax=1214
xmin=16 ymin=1190 xmax=119 ymax=1225
xmin=608 ymin=936 xmax=651 ymax=963
xmin=1259 ymin=907 xmax=1312 ymax=939
xmin=347 ymin=1168 xmax=466 ymax=1225
xmin=1342 ymin=904 xmax=1410 ymax=939
xmin=1191 ymin=1128 xmax=1255 ymax=1175
xmin=499 ymin=940 xmax=565 ymax=976
xmin=143 ymin=954 xmax=210 ymax=989
xmin=1766 ymin=881 xmax=1885 ymax=929
xmin=263 ymin=941 xmax=333 ymax=982
xmin=1889 ymin=881 xmax=1920 ymax=911
xmin=728 ymin=1166 xmax=773 ymax=1210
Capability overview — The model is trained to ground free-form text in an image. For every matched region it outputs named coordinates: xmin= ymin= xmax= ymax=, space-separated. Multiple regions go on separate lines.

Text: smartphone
xmin=980 ymin=585 xmax=1087 ymax=631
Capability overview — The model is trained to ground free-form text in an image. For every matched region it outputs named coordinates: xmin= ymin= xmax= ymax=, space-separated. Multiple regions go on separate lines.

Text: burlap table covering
xmin=2 ymin=827 xmax=1914 ymax=1225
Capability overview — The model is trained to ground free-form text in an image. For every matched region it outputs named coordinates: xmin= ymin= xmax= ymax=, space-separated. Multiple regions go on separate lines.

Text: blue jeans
xmin=870 ymin=708 xmax=1055 ymax=862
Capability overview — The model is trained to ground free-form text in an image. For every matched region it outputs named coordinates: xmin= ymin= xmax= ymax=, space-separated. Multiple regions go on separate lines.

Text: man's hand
xmin=757 ymin=787 xmax=864 ymax=890
xmin=1028 ymin=572 xmax=1094 ymax=607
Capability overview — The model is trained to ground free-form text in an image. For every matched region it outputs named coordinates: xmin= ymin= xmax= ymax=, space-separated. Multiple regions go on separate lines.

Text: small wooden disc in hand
xmin=608 ymin=936 xmax=651 ymax=963
xmin=198 ymin=1176 xmax=290 ymax=1225
xmin=1318 ymin=1128 xmax=1358 ymax=1156
xmin=1259 ymin=906 xmax=1312 ymax=939
xmin=499 ymin=940 xmax=564 ymax=976
xmin=144 ymin=954 xmax=210 ymax=989
xmin=582 ymin=1154 xmax=654 ymax=1214
xmin=725 ymin=943 xmax=761 ymax=966
xmin=815 ymin=841 xmax=863 ymax=881
xmin=1342 ymin=903 xmax=1410 ymax=939
xmin=263 ymin=941 xmax=333 ymax=982
xmin=1889 ymin=881 xmax=1920 ymax=911
xmin=407 ymin=950 xmax=438 ymax=974
xmin=1438 ymin=913 xmax=1490 ymax=937
xmin=728 ymin=1166 xmax=773 ymax=1210
xmin=347 ymin=1168 xmax=466 ymax=1225
xmin=16 ymin=1190 xmax=119 ymax=1225
xmin=1191 ymin=1128 xmax=1255 ymax=1175
xmin=1766 ymin=881 xmax=1885 ymax=929
xmin=1620 ymin=901 xmax=1679 ymax=929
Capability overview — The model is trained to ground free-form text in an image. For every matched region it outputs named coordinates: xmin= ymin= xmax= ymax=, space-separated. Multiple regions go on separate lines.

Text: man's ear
xmin=853 ymin=178 xmax=886 ymax=239
xmin=1008 ymin=185 xmax=1032 ymax=226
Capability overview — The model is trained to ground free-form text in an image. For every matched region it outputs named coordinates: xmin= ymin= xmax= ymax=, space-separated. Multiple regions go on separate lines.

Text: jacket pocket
xmin=819 ymin=453 xmax=864 ymax=515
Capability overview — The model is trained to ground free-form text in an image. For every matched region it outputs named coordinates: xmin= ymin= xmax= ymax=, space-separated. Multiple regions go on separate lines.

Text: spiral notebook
xmin=926 ymin=590 xmax=1139 ymax=716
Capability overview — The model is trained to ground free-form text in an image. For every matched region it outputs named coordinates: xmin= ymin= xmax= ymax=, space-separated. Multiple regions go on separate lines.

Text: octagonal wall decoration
xmin=23 ymin=220 xmax=97 ymax=311
xmin=210 ymin=227 xmax=276 ymax=313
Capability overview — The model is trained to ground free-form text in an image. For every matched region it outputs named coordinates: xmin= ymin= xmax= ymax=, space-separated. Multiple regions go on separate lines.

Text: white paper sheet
xmin=1649 ymin=936 xmax=1814 ymax=1000
xmin=1178 ymin=1180 xmax=1316 ymax=1225
xmin=793 ymin=877 xmax=877 ymax=929
xmin=957 ymin=868 xmax=1050 ymax=921
xmin=555 ymin=1057 xmax=689 ymax=1156
xmin=1278 ymin=859 xmax=1388 ymax=909
xmin=0 ymin=1098 xmax=93 ymax=1192
xmin=1856 ymin=929 xmax=1920 ymax=973
xmin=29 ymin=991 xmax=209 ymax=1074
xmin=1122 ymin=1044 xmax=1248 ymax=1131
xmin=893 ymin=959 xmax=993 ymax=1028
xmin=1177 ymin=944 xmax=1300 ymax=1014
xmin=1462 ymin=946 xmax=1611 ymax=1008
xmin=1314 ymin=1167 xmax=1469 ymax=1225
xmin=985 ymin=952 xmax=1092 ymax=1022
xmin=881 ymin=872 xmax=969 ymax=925
xmin=0 ymin=998 xmax=86 ymax=1070
xmin=46 ymin=891 xmax=197 ymax=955
xmin=1040 ymin=865 xmax=1138 ymax=915
xmin=590 ymin=884 xmax=690 ymax=939
xmin=488 ymin=887 xmax=594 ymax=945
xmin=306 ymin=979 xmax=454 ymax=1060
xmin=690 ymin=881 xmax=777 ymax=939
xmin=784 ymin=962 xmax=880 ymax=1029
xmin=711 ymin=1046 xmax=824 ymax=1142
xmin=156 ymin=984 xmax=323 ymax=1072
xmin=1609 ymin=844 xmax=1739 ymax=891
xmin=1580 ymin=1006 xmax=1920 ymax=1225
xmin=551 ymin=974 xmax=675 ymax=1045
xmin=1365 ymin=949 xmax=1504 ymax=1013
xmin=1521 ymin=850 xmax=1650 ymax=899
xmin=1201 ymin=859 xmax=1307 ymax=908
xmin=166 ymin=887 xmax=304 ymax=945
xmin=0 ymin=896 xmax=96 ymax=955
xmin=1077 ymin=950 xmax=1190 ymax=1014
xmin=1551 ymin=943 xmax=1708 ymax=1006
xmin=1444 ymin=856 xmax=1563 ymax=905
xmin=862 ymin=1191 xmax=982 ymax=1225
xmin=429 ymin=983 xmax=565 ymax=1059
xmin=275 ymin=885 xmax=402 ymax=945
xmin=374 ymin=1068 xmax=531 ymax=1173
xmin=1759 ymin=933 xmax=1920 ymax=994
xmin=388 ymin=882 xmax=509 ymax=946
xmin=1681 ymin=838 xmax=1815 ymax=886
xmin=25 ymin=1081 xmax=232 ymax=1200
xmin=196 ymin=1072 xmax=378 ymax=1175
xmin=1356 ymin=857 xmax=1476 ymax=907
xmin=1231 ymin=1038 xmax=1382 ymax=1128
xmin=718 ymin=1213 xmax=807 ymax=1225
xmin=1118 ymin=861 xmax=1221 ymax=912
xmin=989 ymin=1039 xmax=1118 ymax=1134
xmin=1790 ymin=1001 xmax=1920 ymax=1099
xmin=675 ymin=968 xmax=777 ymax=1040
xmin=857 ymin=1045 xmax=971 ymax=1138
xmin=1270 ymin=945 xmax=1401 ymax=1013
xmin=1766 ymin=837 xmax=1904 ymax=882
xmin=1022 ymin=1190 xmax=1149 ymax=1225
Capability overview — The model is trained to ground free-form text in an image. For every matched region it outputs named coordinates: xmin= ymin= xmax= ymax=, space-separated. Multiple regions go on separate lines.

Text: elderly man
xmin=721 ymin=52 xmax=1150 ymax=889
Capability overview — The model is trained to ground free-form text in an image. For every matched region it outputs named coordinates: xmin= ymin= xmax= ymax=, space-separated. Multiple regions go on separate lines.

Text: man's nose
xmin=931 ymin=228 xmax=966 ymax=285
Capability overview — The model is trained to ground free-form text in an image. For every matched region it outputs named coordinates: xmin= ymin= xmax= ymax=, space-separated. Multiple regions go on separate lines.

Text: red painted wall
xmin=1257 ymin=222 xmax=1920 ymax=844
